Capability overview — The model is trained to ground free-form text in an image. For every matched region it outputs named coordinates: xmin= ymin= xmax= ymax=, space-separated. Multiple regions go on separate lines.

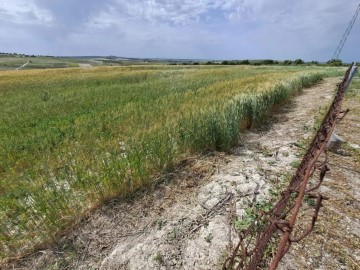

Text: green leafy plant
xmin=154 ymin=252 xmax=164 ymax=264
xmin=235 ymin=200 xmax=273 ymax=231
xmin=304 ymin=195 xmax=316 ymax=207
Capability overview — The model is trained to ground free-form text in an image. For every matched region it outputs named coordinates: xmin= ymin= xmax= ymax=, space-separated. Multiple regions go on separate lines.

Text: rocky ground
xmin=3 ymin=77 xmax=359 ymax=270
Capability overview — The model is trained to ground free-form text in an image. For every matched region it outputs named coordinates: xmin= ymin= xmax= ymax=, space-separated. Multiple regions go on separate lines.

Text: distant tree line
xmin=1 ymin=52 xmax=350 ymax=67
xmin=0 ymin=52 xmax=50 ymax=58
xmin=173 ymin=58 xmax=348 ymax=67
xmin=326 ymin=59 xmax=343 ymax=66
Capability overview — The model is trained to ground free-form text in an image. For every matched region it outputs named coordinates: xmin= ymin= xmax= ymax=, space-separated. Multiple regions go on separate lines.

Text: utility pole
xmin=332 ymin=3 xmax=360 ymax=60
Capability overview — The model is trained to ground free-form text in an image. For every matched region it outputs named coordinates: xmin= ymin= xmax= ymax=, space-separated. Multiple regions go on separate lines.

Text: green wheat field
xmin=0 ymin=65 xmax=343 ymax=261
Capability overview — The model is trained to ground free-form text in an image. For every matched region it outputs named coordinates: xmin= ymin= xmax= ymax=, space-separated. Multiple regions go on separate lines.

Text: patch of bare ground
xmin=3 ymin=77 xmax=351 ymax=270
xmin=279 ymin=78 xmax=360 ymax=270
xmin=79 ymin=63 xmax=92 ymax=68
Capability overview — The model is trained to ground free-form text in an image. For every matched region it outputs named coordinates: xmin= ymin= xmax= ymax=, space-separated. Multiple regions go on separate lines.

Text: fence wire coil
xmin=224 ymin=63 xmax=357 ymax=270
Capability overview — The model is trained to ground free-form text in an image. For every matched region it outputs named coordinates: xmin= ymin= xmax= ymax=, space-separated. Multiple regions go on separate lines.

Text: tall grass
xmin=0 ymin=65 xmax=339 ymax=262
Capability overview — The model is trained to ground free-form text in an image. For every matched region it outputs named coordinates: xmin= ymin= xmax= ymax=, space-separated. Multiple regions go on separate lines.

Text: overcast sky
xmin=1 ymin=0 xmax=359 ymax=61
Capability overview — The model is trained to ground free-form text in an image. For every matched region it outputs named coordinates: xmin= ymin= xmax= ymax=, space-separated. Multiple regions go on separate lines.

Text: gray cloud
xmin=0 ymin=0 xmax=52 ymax=25
xmin=0 ymin=0 xmax=359 ymax=61
xmin=32 ymin=0 xmax=114 ymax=25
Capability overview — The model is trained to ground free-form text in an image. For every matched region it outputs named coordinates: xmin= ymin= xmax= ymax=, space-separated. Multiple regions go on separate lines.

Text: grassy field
xmin=0 ymin=55 xmax=156 ymax=71
xmin=0 ymin=56 xmax=82 ymax=70
xmin=0 ymin=65 xmax=344 ymax=262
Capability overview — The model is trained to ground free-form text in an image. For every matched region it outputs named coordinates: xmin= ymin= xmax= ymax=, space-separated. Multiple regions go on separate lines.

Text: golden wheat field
xmin=0 ymin=65 xmax=343 ymax=261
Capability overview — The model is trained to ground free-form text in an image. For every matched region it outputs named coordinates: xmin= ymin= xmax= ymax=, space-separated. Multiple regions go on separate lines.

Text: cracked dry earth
xmin=5 ymin=77 xmax=359 ymax=270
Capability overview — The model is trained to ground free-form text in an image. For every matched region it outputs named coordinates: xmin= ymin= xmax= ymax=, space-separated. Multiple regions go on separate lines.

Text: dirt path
xmin=16 ymin=61 xmax=30 ymax=70
xmin=79 ymin=63 xmax=93 ymax=68
xmin=6 ymin=77 xmax=358 ymax=270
